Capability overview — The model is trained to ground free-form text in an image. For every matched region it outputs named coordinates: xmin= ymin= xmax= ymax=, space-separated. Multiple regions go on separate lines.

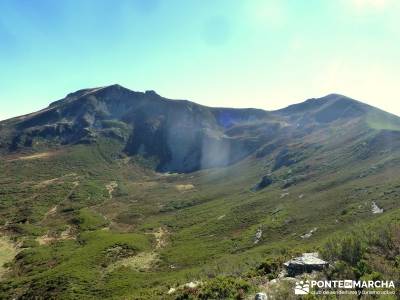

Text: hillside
xmin=0 ymin=86 xmax=399 ymax=299
xmin=0 ymin=85 xmax=273 ymax=172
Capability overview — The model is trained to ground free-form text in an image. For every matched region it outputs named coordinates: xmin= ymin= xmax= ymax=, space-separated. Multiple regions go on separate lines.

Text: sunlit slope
xmin=0 ymin=124 xmax=399 ymax=297
xmin=0 ymin=88 xmax=400 ymax=298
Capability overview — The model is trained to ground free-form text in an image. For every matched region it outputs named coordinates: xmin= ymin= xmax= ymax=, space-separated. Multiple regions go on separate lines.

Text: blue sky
xmin=1 ymin=0 xmax=399 ymax=120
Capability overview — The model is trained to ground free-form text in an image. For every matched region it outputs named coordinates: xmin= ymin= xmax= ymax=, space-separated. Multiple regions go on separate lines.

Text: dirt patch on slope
xmin=44 ymin=205 xmax=58 ymax=219
xmin=153 ymin=227 xmax=168 ymax=249
xmin=175 ymin=184 xmax=194 ymax=191
xmin=106 ymin=227 xmax=168 ymax=273
xmin=36 ymin=226 xmax=75 ymax=245
xmin=107 ymin=252 xmax=160 ymax=272
xmin=131 ymin=181 xmax=158 ymax=188
xmin=7 ymin=151 xmax=56 ymax=161
xmin=35 ymin=173 xmax=78 ymax=188
xmin=106 ymin=181 xmax=118 ymax=199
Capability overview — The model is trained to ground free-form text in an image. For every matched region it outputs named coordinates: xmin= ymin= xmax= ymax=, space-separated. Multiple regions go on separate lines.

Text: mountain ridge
xmin=1 ymin=85 xmax=400 ymax=173
xmin=5 ymin=85 xmax=398 ymax=123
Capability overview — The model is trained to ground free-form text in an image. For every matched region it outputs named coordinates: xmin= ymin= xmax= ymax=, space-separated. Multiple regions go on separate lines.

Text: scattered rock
xmin=217 ymin=214 xmax=225 ymax=220
xmin=105 ymin=181 xmax=118 ymax=199
xmin=166 ymin=281 xmax=202 ymax=295
xmin=283 ymin=253 xmax=328 ymax=277
xmin=280 ymin=192 xmax=290 ymax=198
xmin=255 ymin=292 xmax=268 ymax=300
xmin=300 ymin=227 xmax=317 ymax=239
xmin=254 ymin=228 xmax=263 ymax=244
xmin=145 ymin=227 xmax=168 ymax=249
xmin=153 ymin=227 xmax=168 ymax=249
xmin=167 ymin=287 xmax=176 ymax=294
xmin=184 ymin=281 xmax=200 ymax=289
xmin=371 ymin=201 xmax=383 ymax=214
xmin=278 ymin=269 xmax=287 ymax=278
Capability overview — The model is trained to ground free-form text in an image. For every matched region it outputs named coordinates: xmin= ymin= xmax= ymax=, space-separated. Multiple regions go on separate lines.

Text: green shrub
xmin=340 ymin=236 xmax=363 ymax=265
xmin=9 ymin=223 xmax=46 ymax=237
xmin=101 ymin=120 xmax=130 ymax=131
xmin=173 ymin=276 xmax=251 ymax=300
xmin=72 ymin=208 xmax=108 ymax=231
xmin=256 ymin=256 xmax=285 ymax=279
xmin=321 ymin=233 xmax=364 ymax=265
xmin=21 ymin=239 xmax=39 ymax=248
xmin=199 ymin=276 xmax=250 ymax=300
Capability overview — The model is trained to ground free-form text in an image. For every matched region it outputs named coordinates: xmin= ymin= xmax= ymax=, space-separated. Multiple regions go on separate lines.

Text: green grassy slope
xmin=0 ymin=119 xmax=399 ymax=299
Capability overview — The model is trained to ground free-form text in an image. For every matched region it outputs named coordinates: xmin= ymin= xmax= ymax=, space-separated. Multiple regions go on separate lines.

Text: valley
xmin=0 ymin=86 xmax=399 ymax=299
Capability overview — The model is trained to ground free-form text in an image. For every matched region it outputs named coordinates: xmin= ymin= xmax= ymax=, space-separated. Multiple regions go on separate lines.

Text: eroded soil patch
xmin=7 ymin=151 xmax=56 ymax=161
xmin=36 ymin=226 xmax=75 ymax=245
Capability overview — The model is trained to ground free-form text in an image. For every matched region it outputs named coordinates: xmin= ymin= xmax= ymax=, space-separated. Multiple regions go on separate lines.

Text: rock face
xmin=252 ymin=175 xmax=273 ymax=191
xmin=283 ymin=253 xmax=328 ymax=277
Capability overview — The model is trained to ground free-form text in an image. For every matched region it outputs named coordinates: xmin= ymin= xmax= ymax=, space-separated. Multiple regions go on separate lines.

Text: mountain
xmin=1 ymin=84 xmax=273 ymax=172
xmin=2 ymin=85 xmax=400 ymax=172
xmin=0 ymin=86 xmax=399 ymax=299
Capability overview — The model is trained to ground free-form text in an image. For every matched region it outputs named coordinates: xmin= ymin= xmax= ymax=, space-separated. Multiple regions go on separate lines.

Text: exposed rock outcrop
xmin=300 ymin=227 xmax=317 ymax=239
xmin=255 ymin=292 xmax=268 ymax=300
xmin=252 ymin=176 xmax=273 ymax=192
xmin=371 ymin=201 xmax=383 ymax=214
xmin=283 ymin=253 xmax=328 ymax=277
xmin=254 ymin=228 xmax=263 ymax=244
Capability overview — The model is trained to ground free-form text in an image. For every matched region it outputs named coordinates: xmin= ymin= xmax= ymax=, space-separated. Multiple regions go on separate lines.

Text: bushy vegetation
xmin=71 ymin=208 xmax=109 ymax=231
xmin=0 ymin=230 xmax=151 ymax=298
xmin=1 ymin=132 xmax=400 ymax=299
xmin=321 ymin=222 xmax=400 ymax=291
xmin=174 ymin=276 xmax=251 ymax=300
xmin=255 ymin=256 xmax=286 ymax=280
